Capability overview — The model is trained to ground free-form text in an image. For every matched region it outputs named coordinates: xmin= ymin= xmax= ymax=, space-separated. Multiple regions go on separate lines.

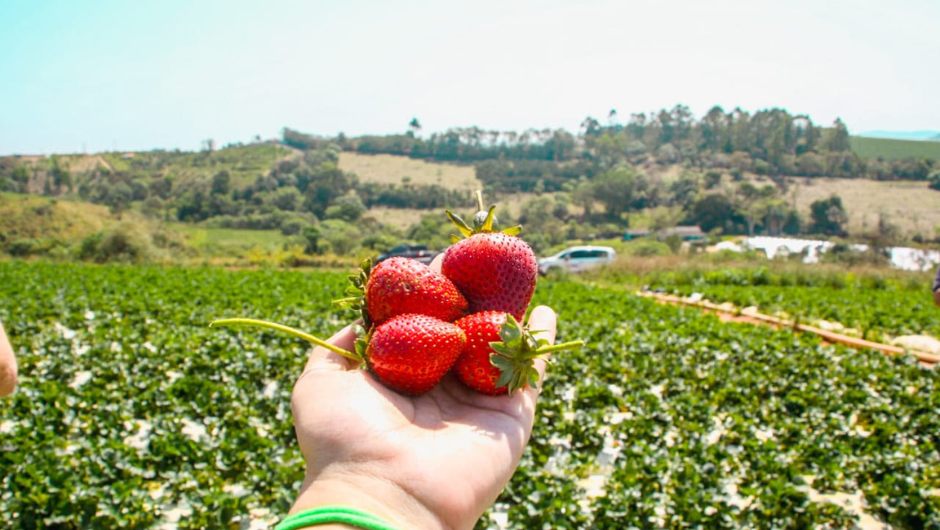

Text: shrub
xmin=624 ymin=239 xmax=672 ymax=257
xmin=6 ymin=239 xmax=36 ymax=257
xmin=77 ymin=225 xmax=153 ymax=263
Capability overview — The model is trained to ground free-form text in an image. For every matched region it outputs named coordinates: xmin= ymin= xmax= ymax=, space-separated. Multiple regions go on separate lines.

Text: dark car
xmin=376 ymin=244 xmax=438 ymax=265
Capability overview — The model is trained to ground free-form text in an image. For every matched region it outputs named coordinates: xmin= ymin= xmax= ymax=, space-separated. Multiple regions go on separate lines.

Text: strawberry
xmin=335 ymin=258 xmax=467 ymax=327
xmin=364 ymin=313 xmax=466 ymax=395
xmin=365 ymin=257 xmax=467 ymax=324
xmin=210 ymin=313 xmax=466 ymax=396
xmin=454 ymin=311 xmax=584 ymax=395
xmin=442 ymin=206 xmax=537 ymax=320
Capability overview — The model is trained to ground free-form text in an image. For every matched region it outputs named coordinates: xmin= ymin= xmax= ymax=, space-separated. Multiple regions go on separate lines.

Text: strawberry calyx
xmin=445 ymin=190 xmax=521 ymax=242
xmin=332 ymin=257 xmax=373 ymax=329
xmin=488 ymin=314 xmax=585 ymax=393
xmin=210 ymin=317 xmax=365 ymax=365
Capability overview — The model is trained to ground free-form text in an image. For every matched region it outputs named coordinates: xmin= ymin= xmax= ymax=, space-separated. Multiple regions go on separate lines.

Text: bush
xmin=929 ymin=170 xmax=940 ymax=191
xmin=624 ymin=239 xmax=672 ymax=257
xmin=280 ymin=218 xmax=306 ymax=236
xmin=77 ymin=225 xmax=153 ymax=263
xmin=6 ymin=239 xmax=36 ymax=257
xmin=318 ymin=219 xmax=362 ymax=256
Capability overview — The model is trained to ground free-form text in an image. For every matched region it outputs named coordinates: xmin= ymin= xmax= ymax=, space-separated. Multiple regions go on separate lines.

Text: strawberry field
xmin=646 ymin=268 xmax=940 ymax=340
xmin=1 ymin=261 xmax=939 ymax=529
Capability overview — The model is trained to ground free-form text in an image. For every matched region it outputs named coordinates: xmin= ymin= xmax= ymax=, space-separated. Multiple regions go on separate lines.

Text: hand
xmin=0 ymin=321 xmax=17 ymax=397
xmin=288 ymin=305 xmax=556 ymax=530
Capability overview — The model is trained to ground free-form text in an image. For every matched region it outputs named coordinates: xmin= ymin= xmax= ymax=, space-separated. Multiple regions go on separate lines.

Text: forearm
xmin=0 ymin=322 xmax=17 ymax=397
xmin=290 ymin=466 xmax=448 ymax=530
xmin=934 ymin=289 xmax=940 ymax=307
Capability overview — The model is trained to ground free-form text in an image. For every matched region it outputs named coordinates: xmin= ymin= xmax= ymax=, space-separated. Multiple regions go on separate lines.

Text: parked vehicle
xmin=538 ymin=246 xmax=616 ymax=274
xmin=376 ymin=244 xmax=438 ymax=265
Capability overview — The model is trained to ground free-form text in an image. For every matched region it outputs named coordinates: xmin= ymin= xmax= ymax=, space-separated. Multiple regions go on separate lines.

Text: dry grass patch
xmin=339 ymin=152 xmax=480 ymax=189
xmin=789 ymin=178 xmax=940 ymax=237
xmin=365 ymin=207 xmax=433 ymax=230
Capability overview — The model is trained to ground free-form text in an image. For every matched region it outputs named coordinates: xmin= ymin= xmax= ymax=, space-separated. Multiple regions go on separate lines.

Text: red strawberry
xmin=454 ymin=311 xmax=510 ymax=395
xmin=335 ymin=257 xmax=467 ymax=327
xmin=210 ymin=314 xmax=466 ymax=396
xmin=442 ymin=207 xmax=537 ymax=320
xmin=365 ymin=257 xmax=467 ymax=324
xmin=454 ymin=311 xmax=584 ymax=395
xmin=366 ymin=313 xmax=466 ymax=395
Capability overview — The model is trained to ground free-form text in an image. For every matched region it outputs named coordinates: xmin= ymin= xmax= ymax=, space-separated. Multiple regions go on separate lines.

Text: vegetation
xmin=2 ymin=105 xmax=939 ymax=263
xmin=2 ymin=262 xmax=938 ymax=528
xmin=640 ymin=265 xmax=939 ymax=339
xmin=293 ymin=106 xmax=938 ymax=186
xmin=850 ymin=136 xmax=940 ymax=161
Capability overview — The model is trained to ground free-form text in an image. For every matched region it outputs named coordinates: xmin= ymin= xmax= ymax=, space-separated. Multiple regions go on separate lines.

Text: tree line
xmin=282 ymin=105 xmax=937 ymax=194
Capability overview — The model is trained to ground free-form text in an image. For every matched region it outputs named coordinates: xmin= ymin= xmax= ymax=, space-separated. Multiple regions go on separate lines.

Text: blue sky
xmin=1 ymin=0 xmax=938 ymax=154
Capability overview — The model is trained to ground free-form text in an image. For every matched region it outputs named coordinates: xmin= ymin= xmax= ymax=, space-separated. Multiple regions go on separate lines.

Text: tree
xmin=809 ymin=195 xmax=848 ymax=236
xmin=821 ymin=118 xmax=850 ymax=152
xmin=211 ymin=170 xmax=231 ymax=195
xmin=686 ymin=194 xmax=743 ymax=233
xmin=591 ymin=166 xmax=647 ymax=217
xmin=49 ymin=156 xmax=72 ymax=194
xmin=270 ymin=187 xmax=303 ymax=211
xmin=302 ymin=226 xmax=320 ymax=254
xmin=928 ymin=170 xmax=940 ymax=191
xmin=580 ymin=117 xmax=601 ymax=137
xmin=408 ymin=118 xmax=422 ymax=137
xmin=318 ymin=219 xmax=361 ymax=255
xmin=324 ymin=192 xmax=366 ymax=222
xmin=669 ymin=172 xmax=700 ymax=209
xmin=106 ymin=182 xmax=133 ymax=219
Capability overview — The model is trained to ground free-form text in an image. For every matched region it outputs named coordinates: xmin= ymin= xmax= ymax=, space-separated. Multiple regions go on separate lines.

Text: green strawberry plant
xmin=0 ymin=261 xmax=937 ymax=529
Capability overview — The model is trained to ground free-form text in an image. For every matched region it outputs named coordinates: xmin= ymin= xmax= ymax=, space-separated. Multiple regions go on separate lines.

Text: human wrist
xmin=290 ymin=467 xmax=446 ymax=530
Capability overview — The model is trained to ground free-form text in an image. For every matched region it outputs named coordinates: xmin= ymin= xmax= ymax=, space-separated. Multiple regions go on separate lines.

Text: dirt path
xmin=639 ymin=291 xmax=940 ymax=366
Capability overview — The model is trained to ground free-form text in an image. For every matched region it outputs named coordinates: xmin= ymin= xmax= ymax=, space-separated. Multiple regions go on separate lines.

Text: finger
xmin=429 ymin=253 xmax=444 ymax=272
xmin=303 ymin=324 xmax=358 ymax=373
xmin=526 ymin=305 xmax=557 ymax=387
xmin=527 ymin=305 xmax=557 ymax=345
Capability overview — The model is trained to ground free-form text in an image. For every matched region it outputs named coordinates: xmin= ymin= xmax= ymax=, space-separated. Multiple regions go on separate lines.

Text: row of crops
xmin=1 ymin=261 xmax=938 ymax=528
xmin=645 ymin=268 xmax=940 ymax=340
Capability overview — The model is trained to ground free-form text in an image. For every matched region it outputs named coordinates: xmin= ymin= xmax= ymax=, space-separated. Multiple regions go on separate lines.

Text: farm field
xmin=850 ymin=136 xmax=940 ymax=161
xmin=643 ymin=266 xmax=940 ymax=340
xmin=788 ymin=178 xmax=940 ymax=237
xmin=1 ymin=262 xmax=938 ymax=529
xmin=652 ymin=283 xmax=940 ymax=341
xmin=171 ymin=224 xmax=298 ymax=256
xmin=338 ymin=152 xmax=481 ymax=189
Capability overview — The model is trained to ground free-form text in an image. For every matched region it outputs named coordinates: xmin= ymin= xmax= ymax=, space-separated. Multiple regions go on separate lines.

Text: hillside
xmin=789 ymin=178 xmax=940 ymax=237
xmin=858 ymin=130 xmax=940 ymax=141
xmin=849 ymin=135 xmax=940 ymax=161
xmin=0 ymin=193 xmax=308 ymax=264
xmin=2 ymin=107 xmax=940 ymax=264
xmin=338 ymin=152 xmax=480 ymax=189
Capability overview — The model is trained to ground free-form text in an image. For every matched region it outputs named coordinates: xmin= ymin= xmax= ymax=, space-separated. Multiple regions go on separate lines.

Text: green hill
xmin=850 ymin=135 xmax=940 ymax=161
xmin=0 ymin=193 xmax=303 ymax=264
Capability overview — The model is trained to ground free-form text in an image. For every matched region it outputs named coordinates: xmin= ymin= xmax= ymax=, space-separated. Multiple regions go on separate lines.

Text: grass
xmin=588 ymin=253 xmax=933 ymax=292
xmin=0 ymin=192 xmax=133 ymax=241
xmin=0 ymin=193 xmax=305 ymax=264
xmin=850 ymin=136 xmax=940 ymax=161
xmin=171 ymin=224 xmax=297 ymax=255
xmin=98 ymin=143 xmax=292 ymax=189
xmin=788 ymin=178 xmax=940 ymax=237
xmin=338 ymin=152 xmax=481 ymax=189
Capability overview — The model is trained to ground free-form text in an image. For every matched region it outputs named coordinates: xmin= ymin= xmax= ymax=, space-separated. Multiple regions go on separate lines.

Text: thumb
xmin=526 ymin=305 xmax=557 ymax=386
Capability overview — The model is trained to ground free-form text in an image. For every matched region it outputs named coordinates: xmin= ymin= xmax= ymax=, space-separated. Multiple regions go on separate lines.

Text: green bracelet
xmin=274 ymin=505 xmax=400 ymax=530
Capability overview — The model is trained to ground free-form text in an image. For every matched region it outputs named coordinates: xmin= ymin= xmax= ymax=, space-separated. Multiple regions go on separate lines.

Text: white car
xmin=538 ymin=246 xmax=617 ymax=274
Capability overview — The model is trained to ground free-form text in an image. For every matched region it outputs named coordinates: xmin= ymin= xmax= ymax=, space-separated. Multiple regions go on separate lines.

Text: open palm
xmin=289 ymin=305 xmax=556 ymax=530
